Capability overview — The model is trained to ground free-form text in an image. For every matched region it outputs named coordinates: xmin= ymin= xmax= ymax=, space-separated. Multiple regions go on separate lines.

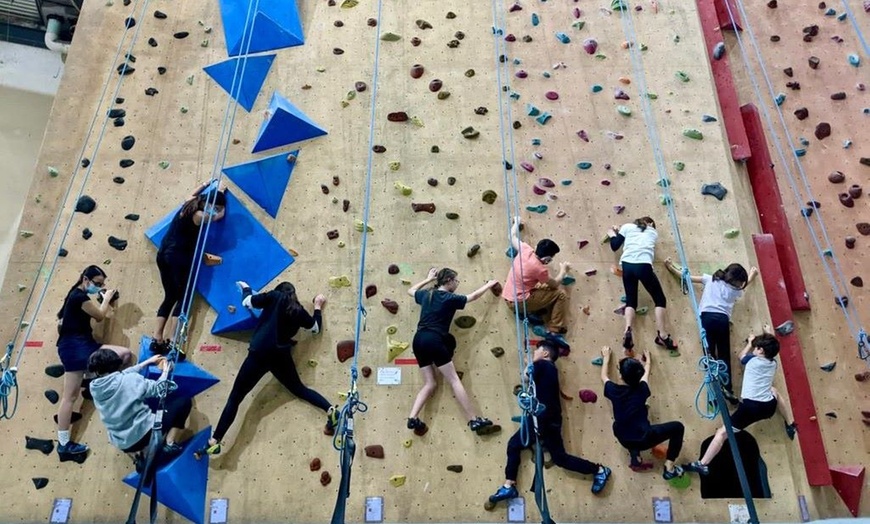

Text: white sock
xmin=58 ymin=430 xmax=70 ymax=446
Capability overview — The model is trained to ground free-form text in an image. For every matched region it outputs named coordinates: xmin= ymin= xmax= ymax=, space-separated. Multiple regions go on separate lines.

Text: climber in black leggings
xmin=196 ymin=281 xmax=336 ymax=458
xmin=152 ymin=182 xmax=227 ymax=354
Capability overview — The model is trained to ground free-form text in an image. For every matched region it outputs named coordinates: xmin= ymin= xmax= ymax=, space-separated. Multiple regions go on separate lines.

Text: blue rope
xmin=694 ymin=356 xmax=730 ymax=420
xmin=725 ymin=0 xmax=869 ymax=367
xmin=839 ymin=0 xmax=870 ymax=59
xmin=0 ymin=343 xmax=18 ymax=419
xmin=2 ymin=0 xmax=152 ymax=395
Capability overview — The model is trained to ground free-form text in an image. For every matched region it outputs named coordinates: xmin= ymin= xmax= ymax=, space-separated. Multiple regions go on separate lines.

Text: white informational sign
xmin=365 ymin=496 xmax=384 ymax=522
xmin=729 ymin=503 xmax=751 ymax=524
xmin=50 ymin=499 xmax=72 ymax=524
xmin=209 ymin=498 xmax=229 ymax=524
xmin=652 ymin=497 xmax=672 ymax=523
xmin=507 ymin=497 xmax=525 ymax=522
xmin=377 ymin=367 xmax=401 ymax=385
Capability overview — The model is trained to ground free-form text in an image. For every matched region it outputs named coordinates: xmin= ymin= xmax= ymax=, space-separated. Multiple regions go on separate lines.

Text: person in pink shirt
xmin=501 ymin=218 xmax=572 ymax=346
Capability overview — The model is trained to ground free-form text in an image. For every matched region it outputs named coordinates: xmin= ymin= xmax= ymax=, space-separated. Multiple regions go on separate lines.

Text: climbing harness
xmin=0 ymin=343 xmax=18 ymax=419
xmin=616 ymin=3 xmax=759 ymax=521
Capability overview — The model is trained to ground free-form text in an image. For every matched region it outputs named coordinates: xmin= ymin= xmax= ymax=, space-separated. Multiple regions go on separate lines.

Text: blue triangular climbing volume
xmin=222 ymin=150 xmax=298 ymax=218
xmin=203 ymin=54 xmax=276 ymax=112
xmin=136 ymin=336 xmax=220 ymax=399
xmin=252 ymin=92 xmax=327 ymax=153
xmin=123 ymin=427 xmax=211 ymax=524
xmin=218 ymin=0 xmax=304 ymax=57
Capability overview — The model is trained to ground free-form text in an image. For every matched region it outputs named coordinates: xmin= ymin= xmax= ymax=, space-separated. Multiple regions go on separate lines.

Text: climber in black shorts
xmin=405 ymin=267 xmax=500 ymax=436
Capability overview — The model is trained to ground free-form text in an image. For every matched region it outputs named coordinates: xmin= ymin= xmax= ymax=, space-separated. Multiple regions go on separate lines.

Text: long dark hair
xmin=58 ymin=265 xmax=106 ymax=319
xmin=633 ymin=216 xmax=656 ymax=232
xmin=713 ymin=263 xmax=749 ymax=290
xmin=427 ymin=268 xmax=457 ymax=305
xmin=274 ymin=281 xmax=303 ymax=316
xmin=179 ymin=190 xmax=227 ymax=218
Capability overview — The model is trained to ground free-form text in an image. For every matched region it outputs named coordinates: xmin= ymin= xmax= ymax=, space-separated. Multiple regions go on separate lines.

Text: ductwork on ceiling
xmin=0 ymin=1 xmax=80 ymax=59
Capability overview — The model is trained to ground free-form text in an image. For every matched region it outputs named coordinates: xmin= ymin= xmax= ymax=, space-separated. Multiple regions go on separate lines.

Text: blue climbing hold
xmin=794 ymin=148 xmax=807 ymax=157
xmin=535 ymin=112 xmax=552 ymax=125
xmin=218 ymin=0 xmax=305 ymax=56
xmin=576 ymin=162 xmax=592 ymax=170
xmin=848 ymin=54 xmax=860 ymax=67
xmin=136 ymin=336 xmax=220 ymax=399
xmin=702 ymin=114 xmax=718 ymax=122
xmin=252 ymin=92 xmax=327 ymax=153
xmin=527 ymin=104 xmax=541 ymax=117
xmin=556 ymin=32 xmax=570 ymax=44
xmin=774 ymin=93 xmax=786 ymax=106
xmin=531 ymin=13 xmax=540 ymax=26
xmin=837 ymin=12 xmax=847 ymax=21
xmin=203 ymin=54 xmax=276 ymax=112
xmin=510 ymin=92 xmax=521 ymax=100
xmin=222 ymin=150 xmax=299 ymax=218
xmin=825 ymin=7 xmax=836 ymax=15
xmin=592 ymin=84 xmax=603 ymax=93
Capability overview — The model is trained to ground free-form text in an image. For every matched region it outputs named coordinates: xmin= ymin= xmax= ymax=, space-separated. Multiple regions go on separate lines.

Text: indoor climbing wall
xmin=0 ymin=0 xmax=867 ymax=522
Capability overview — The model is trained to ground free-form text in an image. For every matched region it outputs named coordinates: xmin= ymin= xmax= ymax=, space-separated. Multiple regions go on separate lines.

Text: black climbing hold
xmin=835 ymin=296 xmax=849 ymax=307
xmin=125 ymin=17 xmax=136 ymax=28
xmin=173 ymin=31 xmax=189 ymax=39
xmin=58 ymin=248 xmax=68 ymax=257
xmin=81 ymin=158 xmax=90 ymax=168
xmin=121 ymin=136 xmax=135 ymax=151
xmin=701 ymin=183 xmax=728 ymax=200
xmin=25 ymin=436 xmax=54 ymax=455
xmin=117 ymin=65 xmax=134 ymax=76
xmin=145 ymin=87 xmax=158 ymax=96
xmin=44 ymin=364 xmax=64 ymax=378
xmin=148 ymin=37 xmax=158 ymax=47
xmin=504 ymin=161 xmax=512 ymax=170
xmin=447 ymin=177 xmax=456 ymax=185
xmin=32 ymin=478 xmax=49 ymax=490
xmin=113 ymin=176 xmax=125 ymax=184
xmin=431 ymin=145 xmax=440 ymax=153
xmin=124 ymin=214 xmax=140 ymax=221
xmin=154 ymin=10 xmax=167 ymax=19
xmin=157 ymin=67 xmax=167 ymax=75
xmin=108 ymin=236 xmax=128 ymax=251
xmin=75 ymin=195 xmax=96 ymax=214
xmin=120 ymin=159 xmax=135 ymax=168
xmin=454 ymin=316 xmax=477 ymax=329
xmin=115 ymin=97 xmax=125 ymax=104
xmin=44 ymin=389 xmax=59 ymax=404
xmin=125 ymin=53 xmax=136 ymax=63
xmin=108 ymin=109 xmax=126 ymax=119
xmin=113 ymin=117 xmax=125 ymax=127
xmin=82 ymin=228 xmax=92 ymax=240
xmin=825 ymin=411 xmax=837 ymax=418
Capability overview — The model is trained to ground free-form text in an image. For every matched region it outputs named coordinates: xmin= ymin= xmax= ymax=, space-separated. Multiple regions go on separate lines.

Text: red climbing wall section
xmin=752 ymin=233 xmax=831 ymax=486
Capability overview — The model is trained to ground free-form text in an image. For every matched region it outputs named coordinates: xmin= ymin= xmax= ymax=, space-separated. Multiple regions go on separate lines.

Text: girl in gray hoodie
xmin=88 ymin=348 xmax=192 ymax=455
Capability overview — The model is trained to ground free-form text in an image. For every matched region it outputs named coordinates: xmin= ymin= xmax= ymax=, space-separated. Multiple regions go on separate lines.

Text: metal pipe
xmin=44 ymin=16 xmax=70 ymax=58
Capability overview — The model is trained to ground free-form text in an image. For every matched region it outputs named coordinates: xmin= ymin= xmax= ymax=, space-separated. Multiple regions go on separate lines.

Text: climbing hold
xmin=75 ymin=196 xmax=96 ymax=214
xmin=461 ymin=127 xmax=480 ymax=139
xmin=535 ymin=113 xmax=552 ymax=125
xmin=415 ymin=19 xmax=433 ymax=29
xmin=353 ymin=219 xmax=373 ymax=232
xmin=173 ymin=31 xmax=189 ymax=39
xmin=320 ymin=472 xmax=332 ymax=486
xmin=835 ymin=296 xmax=849 ymax=307
xmin=382 ymin=299 xmax=399 ymax=314
xmin=120 ymin=159 xmax=134 ymax=168
xmin=636 ymin=306 xmax=649 ymax=315
xmin=108 ymin=236 xmax=128 ymax=251
xmin=579 ymin=389 xmax=598 ymax=403
xmin=850 ymin=276 xmax=863 ymax=287
xmin=794 ymin=107 xmax=809 ymax=120
xmin=124 ymin=214 xmax=139 ymax=222
xmin=446 ymin=465 xmax=463 ymax=473
xmin=380 ymin=32 xmax=401 ymax=41
xmin=412 ymin=202 xmax=436 ymax=213
xmin=809 ymin=56 xmax=821 ymax=69
xmin=427 ymin=178 xmax=438 ymax=187
xmin=121 ymin=135 xmax=135 ymax=150
xmin=526 ymin=204 xmax=548 ymax=213
xmin=673 ymin=161 xmax=685 ymax=171
xmin=584 ymin=269 xmax=597 ymax=276
xmin=675 ymin=71 xmax=690 ymax=82
xmin=849 ymin=54 xmax=860 ymax=67
xmin=387 ymin=112 xmax=408 ymax=122
xmin=682 ymin=128 xmax=703 ymax=140
xmin=81 ymin=228 xmax=92 ymax=240
xmin=845 ymin=236 xmax=857 ymax=249
xmin=343 ymin=200 xmax=350 ymax=212
xmin=429 ymin=79 xmax=443 ymax=92
xmin=446 ymin=11 xmax=456 ymax=19
xmin=831 ymin=92 xmax=846 ymax=100
xmin=815 ymin=123 xmax=831 ymax=140
xmin=410 ymin=64 xmax=425 ymax=79
xmin=25 ymin=436 xmax=54 ymax=455
xmin=774 ymin=93 xmax=786 ymax=106
xmin=385 ymin=326 xmax=398 ymax=336
xmin=774 ymin=320 xmax=795 ymax=336
xmin=365 ymin=285 xmax=377 ymax=298
xmin=701 ymin=183 xmax=728 ymax=200
xmin=336 ymin=340 xmax=355 ymax=362
xmin=310 ymin=458 xmax=322 ymax=471
xmin=361 ymin=366 xmax=372 ymax=378
xmin=490 ymin=347 xmax=505 ymax=358
xmin=849 ymin=184 xmax=862 ymax=198
xmin=394 ymin=182 xmax=412 ymax=196
xmin=617 ymin=105 xmax=632 ymax=116
xmin=556 ymin=32 xmax=570 ymax=44
xmin=820 ymin=362 xmax=837 ymax=372
xmin=365 ymin=445 xmax=385 ymax=459
xmin=446 ymin=212 xmax=459 ymax=220
xmin=467 ymin=244 xmax=481 ymax=258
xmin=702 ymin=114 xmax=718 ymax=123
xmin=828 ymin=170 xmax=845 ymax=183
xmin=613 ymin=205 xmax=626 ymax=215
xmin=389 ymin=475 xmax=406 ymax=487
xmin=583 ymin=38 xmax=598 ymax=54
xmin=44 ymin=389 xmax=59 ymax=404
xmin=31 ymin=477 xmax=49 ymax=490
xmin=723 ymin=228 xmax=740 ymax=239
xmin=454 ymin=316 xmax=477 ymax=329
xmin=329 ymin=276 xmax=352 ymax=288
xmin=839 ymin=193 xmax=854 ymax=208
xmin=712 ymin=42 xmax=725 ymax=60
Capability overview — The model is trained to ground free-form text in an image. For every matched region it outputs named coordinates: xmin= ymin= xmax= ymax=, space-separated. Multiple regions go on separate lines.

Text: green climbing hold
xmin=592 ymin=85 xmax=603 ymax=93
xmin=526 ymin=204 xmax=548 ymax=213
xmin=723 ymin=228 xmax=740 ymax=239
xmin=158 ymin=161 xmax=170 ymax=169
xmin=561 ymin=275 xmax=576 ymax=286
xmin=591 ymin=356 xmax=604 ymax=366
xmin=380 ymin=32 xmax=401 ymax=41
xmin=616 ymin=170 xmax=626 ymax=177
xmin=646 ymin=92 xmax=658 ymax=100
xmin=656 ymin=178 xmax=671 ymax=188
xmin=682 ymin=128 xmax=703 ymax=140
xmin=576 ymin=162 xmax=592 ymax=170
xmin=47 ymin=166 xmax=59 ymax=177
xmin=446 ymin=212 xmax=459 ymax=220
xmin=611 ymin=0 xmax=627 ymax=11
xmin=482 ymin=190 xmax=498 ymax=204
xmin=640 ymin=43 xmax=648 ymax=51
xmin=673 ymin=161 xmax=685 ymax=171
xmin=594 ymin=53 xmax=607 ymax=60
xmin=675 ymin=71 xmax=690 ymax=82
xmin=660 ymin=195 xmax=672 ymax=205
xmin=636 ymin=306 xmax=649 ymax=315
xmin=617 ymin=105 xmax=632 ymax=116
xmin=572 ymin=21 xmax=585 ymax=30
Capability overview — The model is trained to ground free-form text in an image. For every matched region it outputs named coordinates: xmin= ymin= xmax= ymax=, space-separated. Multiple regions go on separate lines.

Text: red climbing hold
xmin=545 ymin=91 xmax=559 ymax=100
xmin=336 ymin=340 xmax=355 ymax=363
xmin=829 ymin=465 xmax=865 ymax=517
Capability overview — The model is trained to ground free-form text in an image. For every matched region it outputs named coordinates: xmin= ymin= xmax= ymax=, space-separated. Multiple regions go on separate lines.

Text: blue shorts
xmin=57 ymin=335 xmax=102 ymax=372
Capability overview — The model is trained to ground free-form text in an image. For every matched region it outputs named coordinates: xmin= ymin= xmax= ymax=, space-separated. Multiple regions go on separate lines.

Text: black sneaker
xmin=655 ymin=332 xmax=678 ymax=351
xmin=622 ymin=328 xmax=634 ymax=350
xmin=683 ymin=460 xmax=709 ymax=475
xmin=469 ymin=417 xmax=501 ymax=435
xmin=407 ymin=417 xmax=428 ymax=436
xmin=149 ymin=339 xmax=170 ymax=355
xmin=591 ymin=466 xmax=611 ymax=494
xmin=722 ymin=388 xmax=739 ymax=405
xmin=662 ymin=465 xmax=684 ymax=481
xmin=162 ymin=442 xmax=183 ymax=457
xmin=785 ymin=422 xmax=797 ymax=441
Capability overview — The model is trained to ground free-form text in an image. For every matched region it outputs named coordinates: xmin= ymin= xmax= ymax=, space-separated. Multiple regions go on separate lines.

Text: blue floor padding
xmin=145 ymin=189 xmax=294 ymax=334
xmin=218 ymin=0 xmax=305 ymax=56
xmin=136 ymin=336 xmax=220 ymax=398
xmin=252 ymin=92 xmax=328 ymax=153
xmin=123 ymin=427 xmax=211 ymax=524
xmin=222 ymin=150 xmax=299 ymax=218
xmin=203 ymin=54 xmax=276 ymax=112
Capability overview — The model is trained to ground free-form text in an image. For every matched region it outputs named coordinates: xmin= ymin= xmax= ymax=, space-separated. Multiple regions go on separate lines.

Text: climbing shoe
xmin=591 ymin=465 xmax=612 ymax=494
xmin=488 ymin=484 xmax=519 ymax=503
xmin=150 ymin=338 xmax=171 ymax=355
xmin=469 ymin=417 xmax=501 ymax=435
xmin=622 ymin=328 xmax=634 ymax=350
xmin=683 ymin=460 xmax=709 ymax=475
xmin=193 ymin=441 xmax=221 ymax=460
xmin=662 ymin=465 xmax=684 ymax=481
xmin=162 ymin=442 xmax=183 ymax=457
xmin=655 ymin=332 xmax=678 ymax=351
xmin=721 ymin=388 xmax=739 ymax=405
xmin=324 ymin=405 xmax=339 ymax=436
xmin=407 ymin=417 xmax=429 ymax=436
xmin=785 ymin=422 xmax=798 ymax=441
xmin=57 ymin=441 xmax=89 ymax=456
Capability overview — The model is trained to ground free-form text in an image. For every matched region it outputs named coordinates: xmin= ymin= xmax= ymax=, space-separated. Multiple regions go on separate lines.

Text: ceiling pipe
xmin=44 ymin=16 xmax=70 ymax=61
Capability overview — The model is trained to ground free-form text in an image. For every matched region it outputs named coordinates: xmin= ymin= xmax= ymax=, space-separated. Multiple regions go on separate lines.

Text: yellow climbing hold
xmin=389 ymin=475 xmax=407 ymax=487
xmin=354 ymin=219 xmax=373 ymax=233
xmin=394 ymin=182 xmax=412 ymax=195
xmin=337 ymin=241 xmax=346 ymax=248
xmin=316 ymin=66 xmax=326 ymax=73
xmin=386 ymin=325 xmax=398 ymax=335
xmin=340 ymin=100 xmax=350 ymax=108
xmin=400 ymin=279 xmax=411 ymax=285
xmin=340 ymin=0 xmax=358 ymax=7
xmin=337 ymin=391 xmax=348 ymax=400
xmin=403 ymin=439 xmax=413 ymax=448
xmin=724 ymin=228 xmax=740 ymax=239
xmin=329 ymin=275 xmax=352 ymax=288
xmin=307 ymin=359 xmax=318 ymax=367
xmin=388 ymin=339 xmax=409 ymax=362
xmin=389 ymin=162 xmax=401 ymax=171
xmin=410 ymin=115 xmax=425 ymax=127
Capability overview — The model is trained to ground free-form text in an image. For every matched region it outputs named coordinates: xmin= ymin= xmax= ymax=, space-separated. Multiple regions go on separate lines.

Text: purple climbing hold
xmin=614 ymin=89 xmax=630 ymax=100
xmin=515 ymin=70 xmax=528 ymax=79
xmin=533 ymin=185 xmax=546 ymax=195
xmin=614 ymin=205 xmax=626 ymax=214
xmin=577 ymin=130 xmax=590 ymax=142
xmin=545 ymin=91 xmax=559 ymax=100
xmin=538 ymin=178 xmax=555 ymax=188
xmin=521 ymin=162 xmax=535 ymax=173
xmin=583 ymin=38 xmax=598 ymax=55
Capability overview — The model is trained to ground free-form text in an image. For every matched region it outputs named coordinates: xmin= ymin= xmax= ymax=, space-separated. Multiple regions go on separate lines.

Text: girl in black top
xmin=405 ymin=267 xmax=500 ymax=435
xmin=152 ymin=183 xmax=227 ymax=353
xmin=55 ymin=265 xmax=133 ymax=459
xmin=196 ymin=281 xmax=335 ymax=458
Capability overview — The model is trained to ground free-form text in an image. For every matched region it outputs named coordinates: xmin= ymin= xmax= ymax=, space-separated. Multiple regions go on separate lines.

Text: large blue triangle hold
xmin=252 ymin=92 xmax=327 ymax=153
xmin=123 ymin=427 xmax=211 ymax=524
xmin=136 ymin=336 xmax=220 ymax=399
xmin=222 ymin=150 xmax=298 ymax=218
xmin=203 ymin=54 xmax=276 ymax=112
xmin=219 ymin=0 xmax=304 ymax=57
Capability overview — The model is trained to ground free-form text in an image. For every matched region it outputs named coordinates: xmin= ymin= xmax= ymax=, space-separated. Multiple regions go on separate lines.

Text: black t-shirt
xmin=604 ymin=381 xmax=652 ymax=441
xmin=414 ymin=289 xmax=467 ymax=335
xmin=532 ymin=359 xmax=562 ymax=427
xmin=249 ymin=291 xmax=319 ymax=352
xmin=58 ymin=288 xmax=95 ymax=339
xmin=159 ymin=210 xmax=200 ymax=257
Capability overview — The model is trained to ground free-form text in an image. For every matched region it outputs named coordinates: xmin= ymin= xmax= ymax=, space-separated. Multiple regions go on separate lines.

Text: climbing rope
xmin=616 ymin=3 xmax=758 ymax=522
xmin=0 ymin=0 xmax=152 ymax=421
xmin=490 ymin=2 xmax=553 ymax=523
xmin=838 ymin=0 xmax=870 ymax=59
xmin=724 ymin=0 xmax=869 ymax=367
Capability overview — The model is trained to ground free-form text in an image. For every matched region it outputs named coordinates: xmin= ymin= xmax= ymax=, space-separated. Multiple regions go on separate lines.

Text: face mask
xmin=85 ymin=282 xmax=101 ymax=294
